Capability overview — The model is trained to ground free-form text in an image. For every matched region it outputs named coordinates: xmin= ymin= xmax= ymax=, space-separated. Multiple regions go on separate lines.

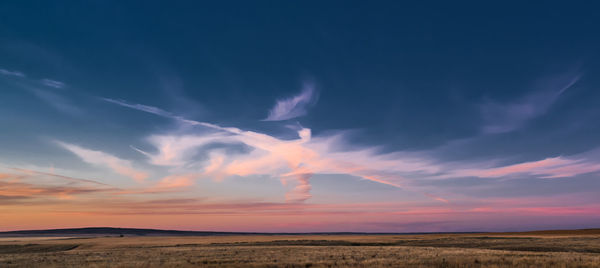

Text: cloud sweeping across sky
xmin=103 ymin=98 xmax=447 ymax=202
xmin=102 ymin=98 xmax=600 ymax=203
xmin=1 ymin=1 xmax=600 ymax=232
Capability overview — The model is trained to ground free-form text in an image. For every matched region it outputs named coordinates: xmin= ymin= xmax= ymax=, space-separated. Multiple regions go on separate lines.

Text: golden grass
xmin=1 ymin=232 xmax=599 ymax=267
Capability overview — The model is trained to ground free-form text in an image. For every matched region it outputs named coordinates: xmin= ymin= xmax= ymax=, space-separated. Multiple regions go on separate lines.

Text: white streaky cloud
xmin=0 ymin=68 xmax=25 ymax=77
xmin=133 ymin=133 xmax=230 ymax=167
xmin=41 ymin=79 xmax=65 ymax=88
xmin=449 ymin=156 xmax=600 ymax=179
xmin=56 ymin=141 xmax=148 ymax=182
xmin=264 ymin=83 xmax=318 ymax=121
xmin=0 ymin=70 xmax=77 ymax=115
xmin=102 ymin=98 xmax=230 ymax=130
xmin=30 ymin=88 xmax=81 ymax=116
xmin=102 ymin=98 xmax=175 ymax=118
xmin=481 ymin=73 xmax=580 ymax=134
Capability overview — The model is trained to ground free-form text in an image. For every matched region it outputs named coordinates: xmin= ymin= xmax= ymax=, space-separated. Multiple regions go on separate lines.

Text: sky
xmin=1 ymin=1 xmax=600 ymax=232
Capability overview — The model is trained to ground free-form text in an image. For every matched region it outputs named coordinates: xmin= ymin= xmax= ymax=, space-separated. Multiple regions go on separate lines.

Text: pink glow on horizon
xmin=2 ymin=167 xmax=599 ymax=232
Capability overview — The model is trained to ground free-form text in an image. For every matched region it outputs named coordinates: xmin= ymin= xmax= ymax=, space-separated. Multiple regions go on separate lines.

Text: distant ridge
xmin=0 ymin=227 xmax=598 ymax=237
xmin=494 ymin=228 xmax=600 ymax=235
xmin=0 ymin=227 xmax=467 ymax=237
xmin=0 ymin=227 xmax=249 ymax=237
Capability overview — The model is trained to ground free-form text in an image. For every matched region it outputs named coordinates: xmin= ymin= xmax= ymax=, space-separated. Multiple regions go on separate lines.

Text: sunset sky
xmin=1 ymin=1 xmax=600 ymax=232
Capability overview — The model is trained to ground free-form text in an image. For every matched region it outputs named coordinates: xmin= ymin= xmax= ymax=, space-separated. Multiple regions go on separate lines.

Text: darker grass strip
xmin=0 ymin=244 xmax=79 ymax=254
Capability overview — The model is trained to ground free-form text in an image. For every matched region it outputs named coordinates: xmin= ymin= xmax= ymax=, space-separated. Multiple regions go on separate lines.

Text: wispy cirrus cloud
xmin=29 ymin=87 xmax=81 ymax=116
xmin=448 ymin=155 xmax=600 ymax=179
xmin=481 ymin=72 xmax=581 ymax=134
xmin=41 ymin=78 xmax=65 ymax=88
xmin=264 ymin=82 xmax=318 ymax=121
xmin=0 ymin=68 xmax=78 ymax=116
xmin=102 ymin=98 xmax=176 ymax=118
xmin=0 ymin=68 xmax=25 ymax=77
xmin=0 ymin=68 xmax=67 ymax=89
xmin=56 ymin=141 xmax=148 ymax=182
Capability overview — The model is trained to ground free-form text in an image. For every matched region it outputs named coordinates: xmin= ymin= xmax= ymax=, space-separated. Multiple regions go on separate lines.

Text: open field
xmin=0 ymin=229 xmax=599 ymax=267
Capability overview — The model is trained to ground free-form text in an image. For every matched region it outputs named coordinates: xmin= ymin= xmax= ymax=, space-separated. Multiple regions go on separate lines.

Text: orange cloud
xmin=0 ymin=168 xmax=114 ymax=201
xmin=153 ymin=174 xmax=195 ymax=190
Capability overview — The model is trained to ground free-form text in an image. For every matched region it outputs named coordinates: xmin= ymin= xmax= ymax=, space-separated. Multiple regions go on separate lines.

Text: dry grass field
xmin=0 ymin=229 xmax=599 ymax=267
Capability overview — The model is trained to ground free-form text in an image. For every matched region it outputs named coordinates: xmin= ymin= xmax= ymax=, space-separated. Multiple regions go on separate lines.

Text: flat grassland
xmin=1 ymin=229 xmax=599 ymax=267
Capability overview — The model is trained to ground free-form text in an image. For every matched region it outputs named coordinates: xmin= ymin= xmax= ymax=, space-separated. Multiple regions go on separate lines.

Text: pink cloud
xmin=283 ymin=169 xmax=312 ymax=202
xmin=155 ymin=174 xmax=195 ymax=189
xmin=0 ymin=167 xmax=114 ymax=201
xmin=102 ymin=98 xmax=600 ymax=205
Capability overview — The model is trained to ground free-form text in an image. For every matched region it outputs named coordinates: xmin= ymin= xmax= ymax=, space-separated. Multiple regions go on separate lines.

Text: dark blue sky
xmin=1 ymin=1 xmax=600 ymax=231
